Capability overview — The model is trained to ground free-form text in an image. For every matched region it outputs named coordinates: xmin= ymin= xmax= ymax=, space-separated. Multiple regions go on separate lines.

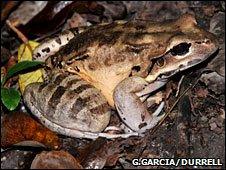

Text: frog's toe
xmin=152 ymin=101 xmax=165 ymax=117
xmin=136 ymin=101 xmax=165 ymax=133
xmin=104 ymin=126 xmax=122 ymax=132
xmin=148 ymin=101 xmax=165 ymax=127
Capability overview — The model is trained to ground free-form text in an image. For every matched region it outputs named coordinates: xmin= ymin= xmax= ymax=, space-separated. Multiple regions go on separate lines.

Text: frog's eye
xmin=170 ymin=43 xmax=191 ymax=56
xmin=156 ymin=58 xmax=166 ymax=67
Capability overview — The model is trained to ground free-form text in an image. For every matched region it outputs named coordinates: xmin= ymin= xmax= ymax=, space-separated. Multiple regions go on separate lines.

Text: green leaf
xmin=2 ymin=60 xmax=44 ymax=85
xmin=1 ymin=87 xmax=21 ymax=111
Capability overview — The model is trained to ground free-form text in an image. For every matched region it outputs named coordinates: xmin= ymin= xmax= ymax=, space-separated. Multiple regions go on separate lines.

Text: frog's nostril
xmin=179 ymin=64 xmax=184 ymax=68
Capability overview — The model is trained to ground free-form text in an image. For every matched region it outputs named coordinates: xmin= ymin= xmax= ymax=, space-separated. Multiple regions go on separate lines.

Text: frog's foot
xmin=113 ymin=76 xmax=167 ymax=134
xmin=104 ymin=124 xmax=136 ymax=134
xmin=98 ymin=131 xmax=141 ymax=139
xmin=138 ymin=101 xmax=165 ymax=133
xmin=146 ymin=91 xmax=164 ymax=108
xmin=104 ymin=126 xmax=122 ymax=132
xmin=35 ymin=110 xmax=140 ymax=139
xmin=62 ymin=126 xmax=141 ymax=139
xmin=116 ymin=101 xmax=165 ymax=134
xmin=135 ymin=79 xmax=167 ymax=102
xmin=57 ymin=127 xmax=141 ymax=139
xmin=99 ymin=102 xmax=165 ymax=138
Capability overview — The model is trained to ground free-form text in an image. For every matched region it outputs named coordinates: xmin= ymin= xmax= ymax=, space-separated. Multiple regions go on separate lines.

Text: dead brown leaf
xmin=1 ymin=112 xmax=61 ymax=150
xmin=196 ymin=88 xmax=209 ymax=98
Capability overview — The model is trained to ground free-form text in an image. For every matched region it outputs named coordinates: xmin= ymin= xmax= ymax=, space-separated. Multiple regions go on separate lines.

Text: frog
xmin=23 ymin=14 xmax=218 ymax=139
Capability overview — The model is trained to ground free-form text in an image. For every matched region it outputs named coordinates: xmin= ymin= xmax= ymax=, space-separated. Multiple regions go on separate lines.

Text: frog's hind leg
xmin=23 ymin=72 xmax=111 ymax=135
xmin=24 ymin=72 xmax=146 ymax=139
xmin=33 ymin=27 xmax=87 ymax=62
xmin=142 ymin=101 xmax=165 ymax=131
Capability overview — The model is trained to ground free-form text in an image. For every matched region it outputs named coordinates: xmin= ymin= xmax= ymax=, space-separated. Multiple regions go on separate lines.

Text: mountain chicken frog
xmin=23 ymin=14 xmax=218 ymax=139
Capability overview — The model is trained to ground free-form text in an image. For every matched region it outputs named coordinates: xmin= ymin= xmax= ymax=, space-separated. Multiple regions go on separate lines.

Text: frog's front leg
xmin=113 ymin=76 xmax=167 ymax=134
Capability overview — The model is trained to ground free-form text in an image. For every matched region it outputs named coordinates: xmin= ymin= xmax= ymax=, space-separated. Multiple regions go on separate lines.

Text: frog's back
xmin=47 ymin=14 xmax=209 ymax=106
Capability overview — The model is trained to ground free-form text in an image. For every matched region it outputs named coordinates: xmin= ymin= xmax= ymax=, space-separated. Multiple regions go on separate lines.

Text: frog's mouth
xmin=157 ymin=49 xmax=218 ymax=80
xmin=158 ymin=59 xmax=202 ymax=80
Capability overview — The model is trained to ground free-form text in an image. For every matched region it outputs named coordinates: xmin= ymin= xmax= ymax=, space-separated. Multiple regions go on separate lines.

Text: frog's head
xmin=146 ymin=14 xmax=219 ymax=82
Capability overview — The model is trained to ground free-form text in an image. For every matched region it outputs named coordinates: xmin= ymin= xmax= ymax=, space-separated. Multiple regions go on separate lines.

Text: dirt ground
xmin=1 ymin=1 xmax=225 ymax=169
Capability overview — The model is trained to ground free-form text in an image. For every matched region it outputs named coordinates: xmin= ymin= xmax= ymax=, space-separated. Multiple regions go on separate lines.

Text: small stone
xmin=210 ymin=122 xmax=217 ymax=130
xmin=220 ymin=108 xmax=225 ymax=119
xmin=200 ymin=116 xmax=208 ymax=122
xmin=19 ymin=161 xmax=24 ymax=166
xmin=1 ymin=156 xmax=7 ymax=161
xmin=1 ymin=149 xmax=35 ymax=169
xmin=200 ymin=72 xmax=225 ymax=95
xmin=30 ymin=150 xmax=83 ymax=169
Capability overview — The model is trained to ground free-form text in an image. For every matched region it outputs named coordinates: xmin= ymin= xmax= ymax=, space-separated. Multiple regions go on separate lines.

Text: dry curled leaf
xmin=2 ymin=55 xmax=17 ymax=87
xmin=78 ymin=138 xmax=129 ymax=168
xmin=7 ymin=1 xmax=47 ymax=26
xmin=17 ymin=1 xmax=105 ymax=37
xmin=1 ymin=112 xmax=61 ymax=150
xmin=18 ymin=41 xmax=44 ymax=94
xmin=1 ymin=1 xmax=20 ymax=22
xmin=1 ymin=46 xmax=12 ymax=64
xmin=18 ymin=1 xmax=74 ymax=37
xmin=196 ymin=88 xmax=209 ymax=98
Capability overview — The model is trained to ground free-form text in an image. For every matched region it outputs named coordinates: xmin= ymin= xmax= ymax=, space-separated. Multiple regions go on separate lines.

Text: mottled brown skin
xmin=23 ymin=14 xmax=218 ymax=138
xmin=47 ymin=14 xmax=217 ymax=107
xmin=24 ymin=71 xmax=111 ymax=133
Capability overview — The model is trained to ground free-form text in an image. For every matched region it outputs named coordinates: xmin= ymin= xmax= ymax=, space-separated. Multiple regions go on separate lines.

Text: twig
xmin=176 ymin=75 xmax=185 ymax=97
xmin=150 ymin=76 xmax=201 ymax=134
xmin=6 ymin=20 xmax=28 ymax=43
xmin=6 ymin=19 xmax=33 ymax=54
